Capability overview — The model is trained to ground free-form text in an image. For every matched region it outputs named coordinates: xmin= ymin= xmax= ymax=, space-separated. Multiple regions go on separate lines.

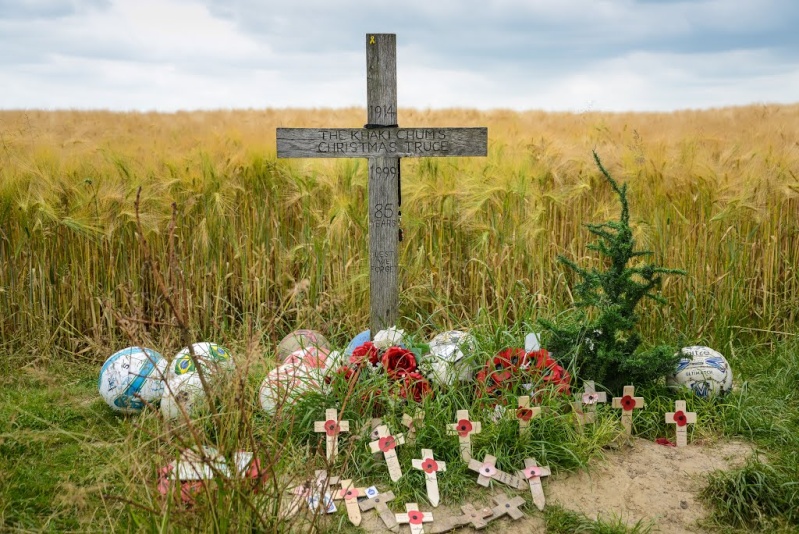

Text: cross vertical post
xmin=366 ymin=33 xmax=400 ymax=334
xmin=276 ymin=34 xmax=487 ymax=336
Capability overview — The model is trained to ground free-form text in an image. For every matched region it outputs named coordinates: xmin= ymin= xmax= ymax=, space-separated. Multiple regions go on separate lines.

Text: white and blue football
xmin=99 ymin=347 xmax=167 ymax=414
xmin=667 ymin=345 xmax=733 ymax=397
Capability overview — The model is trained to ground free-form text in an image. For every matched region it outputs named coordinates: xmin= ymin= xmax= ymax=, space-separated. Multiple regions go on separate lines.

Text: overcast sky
xmin=1 ymin=0 xmax=798 ymax=112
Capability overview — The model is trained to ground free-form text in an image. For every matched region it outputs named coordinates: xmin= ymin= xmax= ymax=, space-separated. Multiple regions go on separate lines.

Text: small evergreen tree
xmin=539 ymin=152 xmax=685 ymax=395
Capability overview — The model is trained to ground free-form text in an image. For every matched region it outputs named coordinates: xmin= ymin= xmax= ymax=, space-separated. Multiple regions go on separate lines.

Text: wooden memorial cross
xmin=579 ymin=380 xmax=607 ymax=424
xmin=411 ymin=448 xmax=446 ymax=507
xmin=359 ymin=490 xmax=400 ymax=532
xmin=612 ymin=385 xmax=645 ymax=435
xmin=313 ymin=408 xmax=350 ymax=461
xmin=665 ymin=400 xmax=696 ymax=447
xmin=517 ymin=457 xmax=551 ymax=510
xmin=368 ymin=424 xmax=406 ymax=481
xmin=468 ymin=454 xmax=524 ymax=489
xmin=429 ymin=503 xmax=493 ymax=533
xmin=488 ymin=494 xmax=526 ymax=521
xmin=447 ymin=409 xmax=482 ymax=462
xmin=402 ymin=411 xmax=425 ymax=442
xmin=516 ymin=395 xmax=541 ymax=433
xmin=276 ymin=34 xmax=488 ymax=335
xmin=334 ymin=479 xmax=368 ymax=526
xmin=396 ymin=503 xmax=434 ymax=534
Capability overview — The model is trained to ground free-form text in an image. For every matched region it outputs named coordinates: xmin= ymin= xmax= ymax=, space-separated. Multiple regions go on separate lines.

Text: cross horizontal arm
xmin=277 ymin=127 xmax=487 ymax=158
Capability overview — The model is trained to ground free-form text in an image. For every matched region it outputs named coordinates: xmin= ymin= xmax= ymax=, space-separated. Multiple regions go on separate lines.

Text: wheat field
xmin=1 ymin=105 xmax=797 ymax=357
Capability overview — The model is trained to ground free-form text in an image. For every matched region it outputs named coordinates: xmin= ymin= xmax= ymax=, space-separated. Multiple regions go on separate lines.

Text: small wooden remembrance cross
xmin=334 ymin=479 xmax=368 ymax=526
xmin=468 ymin=454 xmax=524 ymax=489
xmin=447 ymin=409 xmax=481 ymax=462
xmin=313 ymin=408 xmax=349 ymax=461
xmin=612 ymin=385 xmax=645 ymax=435
xmin=411 ymin=448 xmax=446 ymax=507
xmin=516 ymin=395 xmax=540 ymax=433
xmin=578 ymin=380 xmax=607 ymax=425
xmin=429 ymin=503 xmax=493 ymax=533
xmin=402 ymin=411 xmax=424 ymax=442
xmin=368 ymin=424 xmax=405 ymax=481
xmin=666 ymin=400 xmax=696 ymax=447
xmin=517 ymin=457 xmax=551 ymax=510
xmin=488 ymin=494 xmax=526 ymax=522
xmin=396 ymin=503 xmax=434 ymax=534
xmin=359 ymin=490 xmax=400 ymax=532
xmin=276 ymin=34 xmax=488 ymax=335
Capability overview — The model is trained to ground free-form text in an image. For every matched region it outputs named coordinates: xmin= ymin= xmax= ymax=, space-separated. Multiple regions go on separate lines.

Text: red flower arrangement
xmin=331 ymin=340 xmax=434 ymax=407
xmin=475 ymin=347 xmax=571 ymax=401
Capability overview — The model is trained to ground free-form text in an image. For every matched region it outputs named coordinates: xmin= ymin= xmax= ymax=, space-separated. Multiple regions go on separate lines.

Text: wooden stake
xmin=402 ymin=411 xmax=425 ymax=442
xmin=396 ymin=503 xmax=434 ymax=534
xmin=368 ymin=425 xmax=405 ymax=481
xmin=467 ymin=454 xmax=524 ymax=489
xmin=411 ymin=448 xmax=446 ymax=507
xmin=429 ymin=503 xmax=493 ymax=532
xmin=488 ymin=494 xmax=526 ymax=521
xmin=359 ymin=490 xmax=399 ymax=532
xmin=334 ymin=479 xmax=368 ymax=526
xmin=313 ymin=408 xmax=350 ymax=461
xmin=517 ymin=457 xmax=551 ymax=511
xmin=611 ymin=385 xmax=645 ymax=435
xmin=447 ymin=409 xmax=481 ymax=462
xmin=665 ymin=400 xmax=697 ymax=447
xmin=515 ymin=395 xmax=541 ymax=433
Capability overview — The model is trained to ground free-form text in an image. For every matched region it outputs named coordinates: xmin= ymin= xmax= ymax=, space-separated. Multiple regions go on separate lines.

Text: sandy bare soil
xmin=354 ymin=437 xmax=753 ymax=533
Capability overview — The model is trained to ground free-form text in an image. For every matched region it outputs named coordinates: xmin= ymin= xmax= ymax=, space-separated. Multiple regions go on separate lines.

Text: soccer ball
xmin=666 ymin=346 xmax=733 ymax=397
xmin=167 ymin=342 xmax=234 ymax=381
xmin=277 ymin=330 xmax=331 ymax=362
xmin=98 ymin=347 xmax=167 ymax=414
xmin=344 ymin=329 xmax=371 ymax=356
xmin=160 ymin=372 xmax=207 ymax=420
xmin=259 ymin=362 xmax=320 ymax=414
xmin=422 ymin=330 xmax=477 ymax=385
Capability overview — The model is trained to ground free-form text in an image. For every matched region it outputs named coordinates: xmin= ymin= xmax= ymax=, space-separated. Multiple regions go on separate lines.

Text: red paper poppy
xmin=495 ymin=347 xmax=525 ymax=370
xmin=421 ymin=458 xmax=438 ymax=473
xmin=479 ymin=463 xmax=497 ymax=477
xmin=455 ymin=419 xmax=473 ymax=437
xmin=620 ymin=395 xmax=636 ymax=411
xmin=517 ymin=407 xmax=534 ymax=421
xmin=381 ymin=346 xmax=417 ymax=377
xmin=523 ymin=466 xmax=543 ymax=479
xmin=339 ymin=487 xmax=360 ymax=499
xmin=378 ymin=436 xmax=396 ymax=452
xmin=324 ymin=420 xmax=340 ymax=436
xmin=673 ymin=410 xmax=688 ymax=427
xmin=350 ymin=341 xmax=380 ymax=366
xmin=408 ymin=511 xmax=424 ymax=525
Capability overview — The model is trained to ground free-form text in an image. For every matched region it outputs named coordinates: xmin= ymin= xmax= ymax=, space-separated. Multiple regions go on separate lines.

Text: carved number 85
xmin=374 ymin=203 xmax=394 ymax=218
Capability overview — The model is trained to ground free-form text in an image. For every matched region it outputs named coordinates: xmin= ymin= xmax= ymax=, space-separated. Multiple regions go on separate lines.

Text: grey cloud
xmin=0 ymin=0 xmax=109 ymax=19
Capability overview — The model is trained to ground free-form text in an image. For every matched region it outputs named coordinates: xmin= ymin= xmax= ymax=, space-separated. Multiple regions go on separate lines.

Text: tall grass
xmin=1 ymin=106 xmax=798 ymax=357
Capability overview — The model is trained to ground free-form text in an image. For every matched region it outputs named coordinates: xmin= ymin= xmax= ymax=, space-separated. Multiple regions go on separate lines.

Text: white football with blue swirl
xmin=667 ymin=345 xmax=733 ymax=397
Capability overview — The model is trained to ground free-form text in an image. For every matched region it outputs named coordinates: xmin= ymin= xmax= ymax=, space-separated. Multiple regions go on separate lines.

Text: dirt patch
xmin=357 ymin=438 xmax=753 ymax=533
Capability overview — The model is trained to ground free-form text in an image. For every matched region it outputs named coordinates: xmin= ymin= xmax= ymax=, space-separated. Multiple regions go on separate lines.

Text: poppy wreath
xmin=475 ymin=347 xmax=571 ymax=401
xmin=328 ymin=342 xmax=434 ymax=404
